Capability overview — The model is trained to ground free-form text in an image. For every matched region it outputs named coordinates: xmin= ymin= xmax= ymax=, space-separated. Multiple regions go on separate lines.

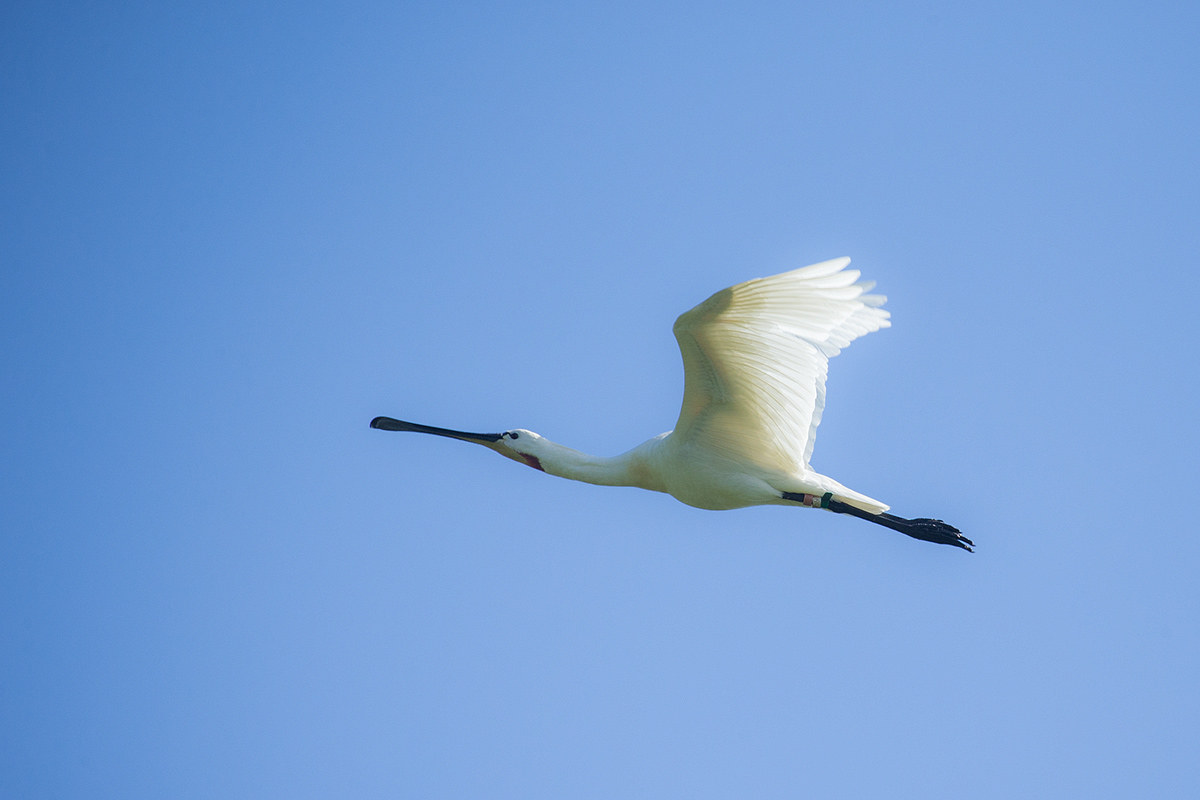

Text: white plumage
xmin=372 ymin=257 xmax=971 ymax=550
xmin=670 ymin=257 xmax=889 ymax=511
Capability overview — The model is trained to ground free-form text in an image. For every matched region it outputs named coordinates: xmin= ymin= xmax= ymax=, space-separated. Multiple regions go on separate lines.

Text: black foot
xmin=879 ymin=514 xmax=974 ymax=552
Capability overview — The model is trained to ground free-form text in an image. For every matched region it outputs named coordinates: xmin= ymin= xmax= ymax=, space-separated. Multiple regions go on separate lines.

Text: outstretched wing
xmin=671 ymin=257 xmax=890 ymax=475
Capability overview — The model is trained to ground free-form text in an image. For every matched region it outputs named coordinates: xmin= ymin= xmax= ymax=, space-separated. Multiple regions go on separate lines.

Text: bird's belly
xmin=660 ymin=458 xmax=783 ymax=511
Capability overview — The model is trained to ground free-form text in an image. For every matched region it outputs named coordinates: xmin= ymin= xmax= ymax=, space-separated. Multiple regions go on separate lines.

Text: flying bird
xmin=372 ymin=258 xmax=971 ymax=551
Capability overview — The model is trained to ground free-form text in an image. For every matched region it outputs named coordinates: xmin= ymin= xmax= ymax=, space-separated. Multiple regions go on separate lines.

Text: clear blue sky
xmin=3 ymin=1 xmax=1198 ymax=797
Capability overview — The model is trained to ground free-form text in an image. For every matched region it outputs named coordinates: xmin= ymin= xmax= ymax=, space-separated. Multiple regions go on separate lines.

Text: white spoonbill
xmin=372 ymin=257 xmax=971 ymax=551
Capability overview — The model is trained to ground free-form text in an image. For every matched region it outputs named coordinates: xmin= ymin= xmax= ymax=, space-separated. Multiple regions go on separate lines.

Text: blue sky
xmin=2 ymin=1 xmax=1198 ymax=797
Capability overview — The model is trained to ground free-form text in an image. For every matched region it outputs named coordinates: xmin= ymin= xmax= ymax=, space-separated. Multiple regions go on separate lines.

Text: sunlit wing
xmin=671 ymin=257 xmax=890 ymax=474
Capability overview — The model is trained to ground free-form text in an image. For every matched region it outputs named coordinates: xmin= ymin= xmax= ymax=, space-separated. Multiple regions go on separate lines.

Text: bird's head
xmin=496 ymin=428 xmax=550 ymax=471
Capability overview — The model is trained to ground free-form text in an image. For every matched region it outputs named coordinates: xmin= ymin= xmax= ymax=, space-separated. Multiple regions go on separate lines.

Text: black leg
xmin=783 ymin=493 xmax=973 ymax=552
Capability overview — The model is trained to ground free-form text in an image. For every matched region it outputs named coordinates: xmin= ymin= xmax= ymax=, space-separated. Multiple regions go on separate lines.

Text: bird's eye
xmin=510 ymin=432 xmax=520 ymax=440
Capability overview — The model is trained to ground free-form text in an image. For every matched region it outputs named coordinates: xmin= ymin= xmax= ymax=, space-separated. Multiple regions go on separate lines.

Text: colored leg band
xmin=797 ymin=492 xmax=834 ymax=508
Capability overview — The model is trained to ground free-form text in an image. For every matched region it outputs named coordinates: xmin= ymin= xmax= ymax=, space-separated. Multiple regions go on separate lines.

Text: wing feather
xmin=671 ymin=258 xmax=890 ymax=474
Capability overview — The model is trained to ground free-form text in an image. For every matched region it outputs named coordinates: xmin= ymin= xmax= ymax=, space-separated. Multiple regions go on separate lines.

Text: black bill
xmin=369 ymin=416 xmax=504 ymax=444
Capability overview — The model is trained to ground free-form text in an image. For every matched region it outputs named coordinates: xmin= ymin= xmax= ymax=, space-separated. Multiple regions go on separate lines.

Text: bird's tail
xmin=782 ymin=477 xmax=889 ymax=514
xmin=806 ymin=475 xmax=889 ymax=514
xmin=831 ymin=488 xmax=889 ymax=514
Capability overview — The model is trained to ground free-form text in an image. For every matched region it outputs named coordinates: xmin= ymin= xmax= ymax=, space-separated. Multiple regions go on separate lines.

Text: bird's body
xmin=373 ymin=258 xmax=971 ymax=550
xmin=515 ymin=431 xmax=859 ymax=513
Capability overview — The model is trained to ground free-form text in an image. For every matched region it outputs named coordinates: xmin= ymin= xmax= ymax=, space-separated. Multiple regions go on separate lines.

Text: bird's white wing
xmin=671 ymin=257 xmax=890 ymax=474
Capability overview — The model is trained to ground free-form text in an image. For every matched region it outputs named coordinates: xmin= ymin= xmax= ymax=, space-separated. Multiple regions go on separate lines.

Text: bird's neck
xmin=534 ymin=437 xmax=667 ymax=493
